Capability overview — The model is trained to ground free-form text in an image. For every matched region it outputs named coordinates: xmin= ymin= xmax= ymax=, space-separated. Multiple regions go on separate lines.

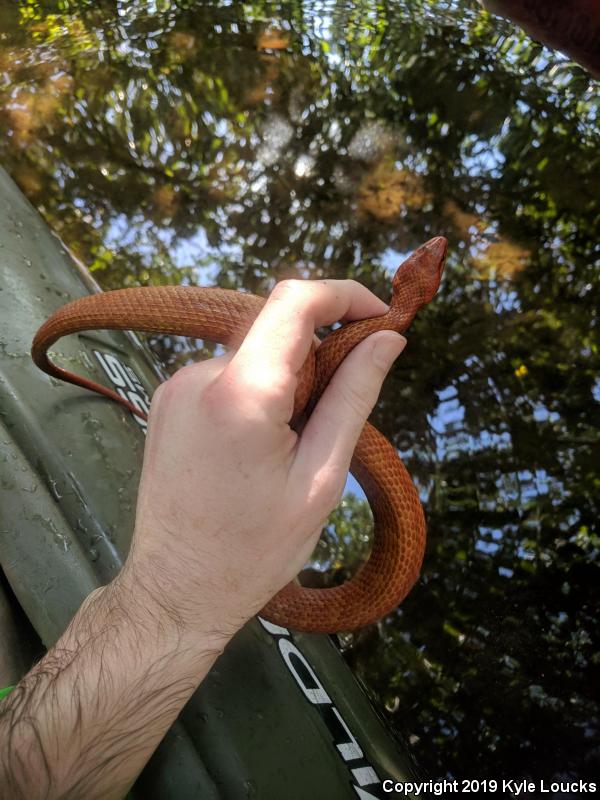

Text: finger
xmin=291 ymin=331 xmax=406 ymax=509
xmin=225 ymin=279 xmax=389 ymax=421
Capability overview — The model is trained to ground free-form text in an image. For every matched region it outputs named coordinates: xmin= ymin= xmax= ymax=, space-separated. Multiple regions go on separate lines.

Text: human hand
xmin=121 ymin=279 xmax=406 ymax=651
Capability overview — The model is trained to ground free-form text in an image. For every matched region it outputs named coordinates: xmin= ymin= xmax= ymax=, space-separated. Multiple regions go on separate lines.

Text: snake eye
xmin=424 ymin=236 xmax=448 ymax=274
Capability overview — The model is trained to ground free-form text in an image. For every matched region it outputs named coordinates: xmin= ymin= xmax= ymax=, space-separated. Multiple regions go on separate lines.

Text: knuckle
xmin=338 ymin=380 xmax=373 ymax=420
xmin=312 ymin=468 xmax=345 ymax=517
xmin=272 ymin=278 xmax=305 ymax=299
xmin=224 ymin=364 xmax=294 ymax=415
xmin=256 ymin=372 xmax=295 ymax=411
xmin=344 ymin=278 xmax=363 ymax=292
xmin=201 ymin=378 xmax=232 ymax=423
xmin=160 ymin=365 xmax=196 ymax=397
xmin=202 ymin=373 xmax=281 ymax=430
xmin=152 ymin=363 xmax=212 ymax=414
xmin=270 ymin=279 xmax=311 ymax=311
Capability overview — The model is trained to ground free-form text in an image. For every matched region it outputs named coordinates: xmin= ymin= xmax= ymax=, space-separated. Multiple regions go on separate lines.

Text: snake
xmin=31 ymin=236 xmax=447 ymax=633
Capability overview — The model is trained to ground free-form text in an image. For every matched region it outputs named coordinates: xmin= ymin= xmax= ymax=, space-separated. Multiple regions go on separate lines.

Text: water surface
xmin=0 ymin=0 xmax=598 ymax=783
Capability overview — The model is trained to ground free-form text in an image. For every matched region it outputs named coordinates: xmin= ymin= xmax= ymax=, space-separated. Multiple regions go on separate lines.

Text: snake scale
xmin=31 ymin=236 xmax=447 ymax=633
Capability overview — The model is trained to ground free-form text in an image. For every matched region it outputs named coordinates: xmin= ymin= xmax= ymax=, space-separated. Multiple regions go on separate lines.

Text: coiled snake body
xmin=32 ymin=236 xmax=447 ymax=633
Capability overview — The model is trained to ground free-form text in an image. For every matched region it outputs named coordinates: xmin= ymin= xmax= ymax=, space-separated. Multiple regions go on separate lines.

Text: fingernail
xmin=372 ymin=332 xmax=407 ymax=369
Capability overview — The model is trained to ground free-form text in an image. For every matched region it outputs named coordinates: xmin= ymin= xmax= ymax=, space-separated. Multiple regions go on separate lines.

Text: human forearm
xmin=0 ymin=569 xmax=225 ymax=800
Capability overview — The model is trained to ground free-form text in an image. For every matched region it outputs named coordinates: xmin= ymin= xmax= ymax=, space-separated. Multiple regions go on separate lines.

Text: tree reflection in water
xmin=0 ymin=0 xmax=598 ymax=782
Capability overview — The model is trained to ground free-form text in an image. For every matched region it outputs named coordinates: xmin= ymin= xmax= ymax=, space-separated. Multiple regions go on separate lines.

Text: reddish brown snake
xmin=32 ymin=236 xmax=447 ymax=632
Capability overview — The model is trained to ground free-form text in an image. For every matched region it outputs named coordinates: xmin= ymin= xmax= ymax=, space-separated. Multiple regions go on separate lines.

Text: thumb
xmin=293 ymin=330 xmax=406 ymax=500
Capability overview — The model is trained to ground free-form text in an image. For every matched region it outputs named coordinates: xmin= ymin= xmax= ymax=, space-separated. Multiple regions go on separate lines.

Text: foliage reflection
xmin=1 ymin=0 xmax=598 ymax=782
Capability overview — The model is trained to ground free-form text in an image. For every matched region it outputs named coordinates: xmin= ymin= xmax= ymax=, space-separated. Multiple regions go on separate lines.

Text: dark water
xmin=1 ymin=0 xmax=598 ymax=784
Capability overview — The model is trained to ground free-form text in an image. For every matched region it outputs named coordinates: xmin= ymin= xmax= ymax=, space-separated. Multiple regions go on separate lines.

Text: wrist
xmin=113 ymin=554 xmax=239 ymax=662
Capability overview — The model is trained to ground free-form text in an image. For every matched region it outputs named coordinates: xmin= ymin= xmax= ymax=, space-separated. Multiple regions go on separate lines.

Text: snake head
xmin=391 ymin=236 xmax=447 ymax=314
